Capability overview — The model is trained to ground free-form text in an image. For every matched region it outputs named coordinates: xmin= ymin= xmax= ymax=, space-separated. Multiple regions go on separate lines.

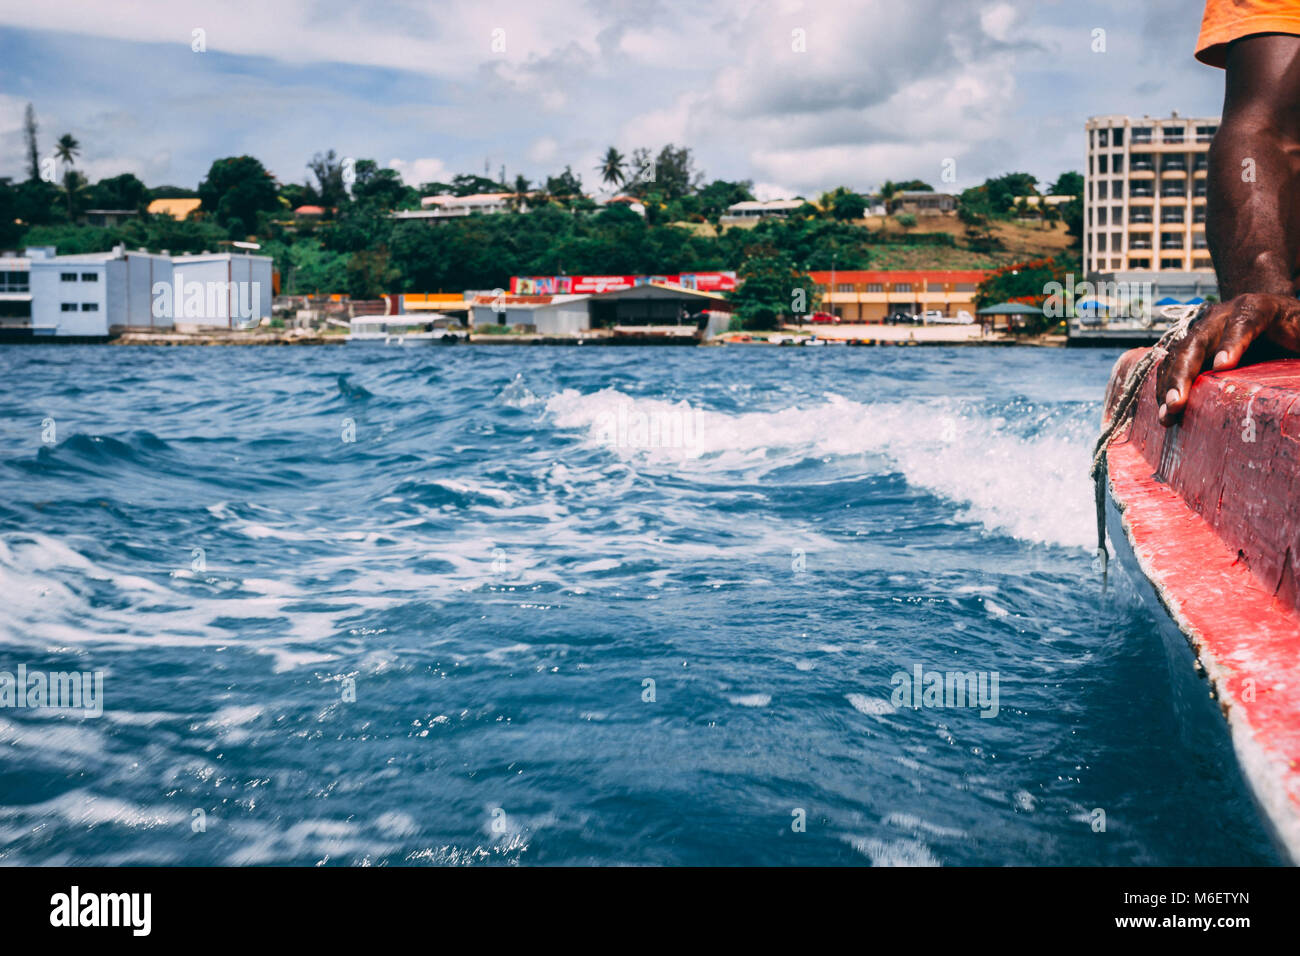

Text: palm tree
xmin=879 ymin=180 xmax=900 ymax=215
xmin=597 ymin=147 xmax=626 ymax=189
xmin=54 ymin=133 xmax=80 ymax=167
xmin=60 ymin=168 xmax=89 ymax=221
xmin=510 ymin=174 xmax=531 ymax=212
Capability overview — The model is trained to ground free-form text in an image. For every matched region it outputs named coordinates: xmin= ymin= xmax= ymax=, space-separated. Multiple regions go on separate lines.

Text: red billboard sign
xmin=510 ymin=272 xmax=736 ymax=295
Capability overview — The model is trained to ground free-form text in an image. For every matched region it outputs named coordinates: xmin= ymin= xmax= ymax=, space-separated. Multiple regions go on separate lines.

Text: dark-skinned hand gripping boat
xmin=1100 ymin=345 xmax=1300 ymax=863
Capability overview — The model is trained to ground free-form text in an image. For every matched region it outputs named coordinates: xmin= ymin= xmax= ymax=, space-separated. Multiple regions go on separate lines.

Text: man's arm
xmin=1156 ymin=34 xmax=1300 ymax=425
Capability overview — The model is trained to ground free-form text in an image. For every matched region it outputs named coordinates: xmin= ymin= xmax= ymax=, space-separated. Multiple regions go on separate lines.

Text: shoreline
xmin=48 ymin=327 xmax=1071 ymax=348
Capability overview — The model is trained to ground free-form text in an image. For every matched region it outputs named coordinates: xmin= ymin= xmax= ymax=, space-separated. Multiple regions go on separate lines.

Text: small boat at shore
xmin=347 ymin=314 xmax=466 ymax=344
xmin=1102 ymin=347 xmax=1300 ymax=863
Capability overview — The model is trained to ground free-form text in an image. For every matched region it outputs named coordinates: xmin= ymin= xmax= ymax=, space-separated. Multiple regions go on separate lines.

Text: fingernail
xmin=1159 ymin=403 xmax=1167 ymax=419
xmin=1213 ymin=350 xmax=1229 ymax=369
xmin=1165 ymin=389 xmax=1180 ymax=406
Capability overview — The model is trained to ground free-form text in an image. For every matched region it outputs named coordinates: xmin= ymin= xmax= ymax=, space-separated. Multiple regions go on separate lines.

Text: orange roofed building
xmin=808 ymin=269 xmax=992 ymax=322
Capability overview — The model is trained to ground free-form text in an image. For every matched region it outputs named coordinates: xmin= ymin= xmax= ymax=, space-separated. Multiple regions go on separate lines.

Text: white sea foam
xmin=545 ymin=389 xmax=1095 ymax=549
xmin=846 ymin=835 xmax=941 ymax=867
xmin=846 ymin=693 xmax=896 ymax=716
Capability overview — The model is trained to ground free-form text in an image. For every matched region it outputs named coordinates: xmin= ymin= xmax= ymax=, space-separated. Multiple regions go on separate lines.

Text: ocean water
xmin=0 ymin=344 xmax=1281 ymax=866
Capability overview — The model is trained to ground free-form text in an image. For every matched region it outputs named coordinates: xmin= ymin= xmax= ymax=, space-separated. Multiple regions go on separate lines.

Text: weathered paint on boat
xmin=1104 ymin=348 xmax=1300 ymax=863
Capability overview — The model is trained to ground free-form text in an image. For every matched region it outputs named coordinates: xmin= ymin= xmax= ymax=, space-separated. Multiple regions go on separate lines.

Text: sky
xmin=0 ymin=0 xmax=1224 ymax=200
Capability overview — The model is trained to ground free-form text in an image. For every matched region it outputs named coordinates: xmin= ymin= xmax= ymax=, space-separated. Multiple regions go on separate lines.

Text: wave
xmin=545 ymin=388 xmax=1096 ymax=550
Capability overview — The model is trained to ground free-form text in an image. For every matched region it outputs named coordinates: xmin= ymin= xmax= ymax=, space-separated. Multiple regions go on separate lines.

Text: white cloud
xmin=387 ymin=157 xmax=452 ymax=186
xmin=981 ymin=3 xmax=1018 ymax=43
xmin=526 ymin=137 xmax=559 ymax=165
xmin=0 ymin=0 xmax=1224 ymax=194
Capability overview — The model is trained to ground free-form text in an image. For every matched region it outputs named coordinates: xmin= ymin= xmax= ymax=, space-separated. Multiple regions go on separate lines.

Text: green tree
xmin=54 ymin=133 xmax=80 ymax=167
xmin=450 ymin=173 xmax=502 ymax=196
xmin=731 ymin=252 xmax=812 ymax=330
xmin=597 ymin=147 xmax=626 ymax=188
xmin=60 ymin=168 xmax=89 ymax=221
xmin=197 ymin=155 xmax=280 ymax=236
xmin=23 ymin=104 xmax=40 ymax=183
xmin=91 ymin=173 xmax=148 ymax=212
xmin=346 ymin=245 xmax=399 ymax=298
xmin=825 ymin=187 xmax=868 ymax=221
xmin=307 ymin=150 xmax=348 ymax=208
xmin=958 ymin=202 xmax=999 ymax=251
xmin=1043 ymin=201 xmax=1062 ymax=230
xmin=983 ymin=172 xmax=1038 ymax=215
xmin=350 ymin=160 xmax=413 ymax=210
xmin=0 ymin=179 xmax=26 ymax=247
xmin=1049 ymin=171 xmax=1084 ymax=197
xmin=545 ymin=165 xmax=583 ymax=201
xmin=149 ymin=185 xmax=199 ymax=199
xmin=975 ymin=257 xmax=1069 ymax=332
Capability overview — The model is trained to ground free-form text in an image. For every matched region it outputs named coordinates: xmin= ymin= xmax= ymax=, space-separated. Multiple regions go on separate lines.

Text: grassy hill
xmin=679 ymin=213 xmax=1076 ymax=271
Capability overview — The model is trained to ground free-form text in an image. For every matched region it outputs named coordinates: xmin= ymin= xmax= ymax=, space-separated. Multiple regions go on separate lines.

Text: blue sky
xmin=0 ymin=0 xmax=1224 ymax=198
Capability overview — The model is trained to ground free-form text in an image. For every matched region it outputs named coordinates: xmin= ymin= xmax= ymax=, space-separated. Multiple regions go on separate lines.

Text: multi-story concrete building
xmin=1084 ymin=112 xmax=1218 ymax=277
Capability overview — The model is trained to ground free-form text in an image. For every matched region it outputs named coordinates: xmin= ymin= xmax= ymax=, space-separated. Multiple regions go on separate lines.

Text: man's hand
xmin=1155 ymin=293 xmax=1300 ymax=426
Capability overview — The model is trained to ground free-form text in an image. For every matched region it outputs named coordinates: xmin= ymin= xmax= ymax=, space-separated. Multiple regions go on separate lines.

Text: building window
xmin=60 ymin=302 xmax=77 ymax=312
xmin=865 ymin=283 xmax=883 ymax=293
xmin=1098 ymin=233 xmax=1108 ymax=251
xmin=1133 ymin=127 xmax=1153 ymax=144
xmin=1129 ymin=258 xmax=1150 ymax=269
xmin=1098 ymin=154 xmax=1109 ymax=174
xmin=1112 ymin=154 xmax=1124 ymax=172
xmin=1097 ymin=207 xmax=1108 ymax=226
xmin=80 ymin=272 xmax=98 ymax=282
xmin=1113 ymin=129 xmax=1124 ymax=147
xmin=0 ymin=271 xmax=30 ymax=292
xmin=1098 ymin=129 xmax=1109 ymax=147
xmin=955 ymin=283 xmax=975 ymax=292
xmin=1161 ymin=258 xmax=1183 ymax=269
xmin=80 ymin=303 xmax=99 ymax=311
xmin=60 ymin=272 xmax=77 ymax=282
xmin=1097 ymin=181 xmax=1109 ymax=199
xmin=836 ymin=283 xmax=853 ymax=293
xmin=1196 ymin=125 xmax=1217 ymax=142
xmin=1193 ymin=257 xmax=1213 ymax=269
xmin=1161 ymin=208 xmax=1185 ymax=223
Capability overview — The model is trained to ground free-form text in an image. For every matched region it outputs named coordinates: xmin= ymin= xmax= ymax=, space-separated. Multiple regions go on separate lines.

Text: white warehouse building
xmin=469 ymin=293 xmax=592 ymax=335
xmin=0 ymin=245 xmax=273 ymax=341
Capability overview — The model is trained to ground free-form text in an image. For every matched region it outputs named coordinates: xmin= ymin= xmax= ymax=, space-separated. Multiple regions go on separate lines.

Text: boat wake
xmin=546 ymin=388 xmax=1097 ymax=550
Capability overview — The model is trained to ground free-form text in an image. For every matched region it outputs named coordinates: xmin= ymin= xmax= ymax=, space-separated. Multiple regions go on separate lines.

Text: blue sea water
xmin=0 ymin=344 xmax=1282 ymax=866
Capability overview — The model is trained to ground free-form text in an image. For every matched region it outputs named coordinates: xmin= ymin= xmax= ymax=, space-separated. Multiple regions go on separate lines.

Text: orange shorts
xmin=1196 ymin=0 xmax=1300 ymax=66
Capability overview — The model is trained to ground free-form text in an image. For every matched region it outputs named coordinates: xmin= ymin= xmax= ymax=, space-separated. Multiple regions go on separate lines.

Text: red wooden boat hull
xmin=1103 ymin=349 xmax=1300 ymax=862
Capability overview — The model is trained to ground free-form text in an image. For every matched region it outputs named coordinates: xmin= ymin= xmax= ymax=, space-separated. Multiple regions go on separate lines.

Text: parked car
xmin=888 ymin=311 xmax=916 ymax=325
xmin=921 ymin=310 xmax=945 ymax=323
xmin=810 ymin=311 xmax=839 ymax=324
